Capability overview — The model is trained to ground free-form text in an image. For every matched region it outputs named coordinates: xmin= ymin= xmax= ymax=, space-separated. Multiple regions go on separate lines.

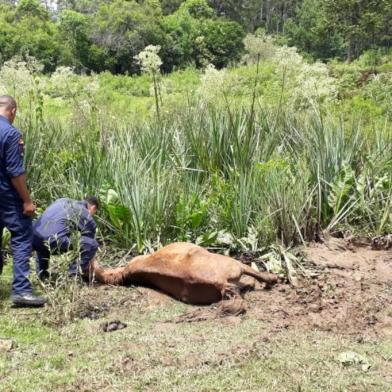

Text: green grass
xmin=1 ymin=263 xmax=391 ymax=391
xmin=1 ymin=299 xmax=391 ymax=391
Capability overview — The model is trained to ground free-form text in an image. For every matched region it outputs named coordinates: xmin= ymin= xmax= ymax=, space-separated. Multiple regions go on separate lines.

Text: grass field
xmin=1 ymin=247 xmax=392 ymax=392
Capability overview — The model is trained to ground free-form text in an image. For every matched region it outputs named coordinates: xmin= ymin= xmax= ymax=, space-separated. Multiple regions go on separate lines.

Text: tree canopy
xmin=0 ymin=0 xmax=391 ymax=73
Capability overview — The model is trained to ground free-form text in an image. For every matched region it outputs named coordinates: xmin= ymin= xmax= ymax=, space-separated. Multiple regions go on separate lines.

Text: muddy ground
xmin=1 ymin=237 xmax=392 ymax=391
xmin=79 ymin=237 xmax=392 ymax=338
xmin=248 ymin=239 xmax=392 ymax=338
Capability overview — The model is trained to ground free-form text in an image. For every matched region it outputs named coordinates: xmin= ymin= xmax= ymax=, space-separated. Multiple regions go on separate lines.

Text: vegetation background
xmin=0 ymin=1 xmax=391 ymax=391
xmin=0 ymin=0 xmax=390 ymax=256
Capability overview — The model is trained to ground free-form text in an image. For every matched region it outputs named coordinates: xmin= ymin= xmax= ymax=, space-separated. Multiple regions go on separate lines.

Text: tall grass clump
xmin=21 ymin=100 xmax=391 ymax=253
xmin=2 ymin=46 xmax=388 ymax=253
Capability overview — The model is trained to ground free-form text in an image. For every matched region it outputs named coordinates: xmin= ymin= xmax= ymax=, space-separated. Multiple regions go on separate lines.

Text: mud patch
xmin=169 ymin=298 xmax=246 ymax=323
xmin=76 ymin=239 xmax=391 ymax=337
xmin=77 ymin=302 xmax=111 ymax=320
xmin=75 ymin=286 xmax=137 ymax=320
xmin=246 ymin=239 xmax=392 ymax=337
xmin=75 ymin=284 xmax=174 ymax=321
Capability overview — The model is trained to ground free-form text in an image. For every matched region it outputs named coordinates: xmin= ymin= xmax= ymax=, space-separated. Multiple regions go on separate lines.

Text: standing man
xmin=0 ymin=95 xmax=46 ymax=306
xmin=33 ymin=197 xmax=99 ymax=279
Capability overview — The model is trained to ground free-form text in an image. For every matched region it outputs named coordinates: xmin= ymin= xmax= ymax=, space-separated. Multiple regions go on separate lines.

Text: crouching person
xmin=33 ymin=197 xmax=99 ymax=280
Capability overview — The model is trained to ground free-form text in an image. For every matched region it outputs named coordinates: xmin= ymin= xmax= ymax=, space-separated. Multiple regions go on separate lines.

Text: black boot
xmin=37 ymin=270 xmax=50 ymax=281
xmin=11 ymin=293 xmax=47 ymax=307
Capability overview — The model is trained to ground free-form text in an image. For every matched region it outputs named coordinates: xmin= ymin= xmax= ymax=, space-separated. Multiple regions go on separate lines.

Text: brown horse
xmin=91 ymin=242 xmax=277 ymax=305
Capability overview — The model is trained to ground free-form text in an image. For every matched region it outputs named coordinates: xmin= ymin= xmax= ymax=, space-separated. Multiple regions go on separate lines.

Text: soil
xmin=247 ymin=238 xmax=392 ymax=337
xmin=77 ymin=237 xmax=392 ymax=337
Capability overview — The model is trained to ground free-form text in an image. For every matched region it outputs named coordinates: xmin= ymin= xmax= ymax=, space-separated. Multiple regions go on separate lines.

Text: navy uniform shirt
xmin=0 ymin=115 xmax=26 ymax=206
xmin=34 ymin=198 xmax=97 ymax=241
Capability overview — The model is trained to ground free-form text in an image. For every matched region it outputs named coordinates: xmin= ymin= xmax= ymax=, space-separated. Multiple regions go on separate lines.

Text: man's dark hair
xmin=85 ymin=196 xmax=100 ymax=209
xmin=0 ymin=95 xmax=17 ymax=110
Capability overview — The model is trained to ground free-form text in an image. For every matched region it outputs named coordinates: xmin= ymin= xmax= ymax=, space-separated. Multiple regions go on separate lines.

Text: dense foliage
xmin=0 ymin=2 xmax=391 ymax=254
xmin=1 ymin=39 xmax=390 ymax=253
xmin=0 ymin=0 xmax=245 ymax=73
xmin=0 ymin=0 xmax=391 ymax=74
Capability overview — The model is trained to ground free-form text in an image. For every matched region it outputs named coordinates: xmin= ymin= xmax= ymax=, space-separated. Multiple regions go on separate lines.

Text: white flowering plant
xmin=135 ymin=45 xmax=163 ymax=119
xmin=134 ymin=45 xmax=162 ymax=76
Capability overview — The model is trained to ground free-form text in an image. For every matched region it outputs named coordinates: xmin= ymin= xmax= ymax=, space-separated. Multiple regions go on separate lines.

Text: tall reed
xmin=22 ymin=103 xmax=391 ymax=250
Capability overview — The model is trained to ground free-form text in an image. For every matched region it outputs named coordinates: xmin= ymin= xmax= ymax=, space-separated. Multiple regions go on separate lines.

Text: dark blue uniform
xmin=33 ymin=198 xmax=98 ymax=276
xmin=0 ymin=115 xmax=33 ymax=295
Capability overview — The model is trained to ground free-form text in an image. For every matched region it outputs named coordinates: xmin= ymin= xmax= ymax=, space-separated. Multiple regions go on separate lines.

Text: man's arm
xmin=10 ymin=174 xmax=35 ymax=216
xmin=79 ymin=218 xmax=96 ymax=238
xmin=77 ymin=206 xmax=97 ymax=239
xmin=5 ymin=131 xmax=36 ymax=216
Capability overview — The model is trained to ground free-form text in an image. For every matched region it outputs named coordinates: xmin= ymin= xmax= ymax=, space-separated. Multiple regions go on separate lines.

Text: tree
xmin=57 ymin=0 xmax=104 ymax=13
xmin=2 ymin=0 xmax=61 ymax=71
xmin=16 ymin=0 xmax=50 ymax=19
xmin=160 ymin=0 xmax=184 ymax=14
xmin=58 ymin=10 xmax=108 ymax=72
xmin=179 ymin=0 xmax=213 ymax=18
xmin=197 ymin=19 xmax=245 ymax=68
xmin=161 ymin=11 xmax=198 ymax=71
xmin=284 ymin=0 xmax=345 ymax=60
xmin=324 ymin=0 xmax=392 ymax=61
xmin=208 ymin=0 xmax=302 ymax=33
xmin=88 ymin=0 xmax=166 ymax=74
xmin=162 ymin=0 xmax=245 ymax=70
xmin=208 ymin=0 xmax=263 ymax=32
xmin=0 ymin=3 xmax=17 ymax=64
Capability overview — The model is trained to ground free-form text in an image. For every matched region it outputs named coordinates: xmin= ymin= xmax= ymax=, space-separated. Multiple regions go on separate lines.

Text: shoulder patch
xmin=18 ymin=137 xmax=25 ymax=156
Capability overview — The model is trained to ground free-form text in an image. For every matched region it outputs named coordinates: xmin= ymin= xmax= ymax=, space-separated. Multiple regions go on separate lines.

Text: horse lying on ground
xmin=91 ymin=242 xmax=278 ymax=305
